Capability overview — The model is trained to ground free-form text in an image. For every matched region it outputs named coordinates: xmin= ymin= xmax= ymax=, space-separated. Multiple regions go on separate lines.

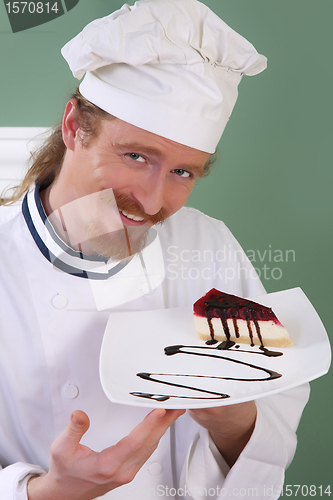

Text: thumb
xmin=55 ymin=410 xmax=90 ymax=455
xmin=68 ymin=410 xmax=90 ymax=437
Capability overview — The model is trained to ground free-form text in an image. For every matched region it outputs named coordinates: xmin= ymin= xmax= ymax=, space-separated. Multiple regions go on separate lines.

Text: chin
xmin=85 ymin=225 xmax=150 ymax=261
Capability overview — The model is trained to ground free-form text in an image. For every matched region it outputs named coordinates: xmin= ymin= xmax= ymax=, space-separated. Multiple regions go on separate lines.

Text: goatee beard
xmin=84 ymin=191 xmax=168 ymax=261
xmin=86 ymin=224 xmax=150 ymax=261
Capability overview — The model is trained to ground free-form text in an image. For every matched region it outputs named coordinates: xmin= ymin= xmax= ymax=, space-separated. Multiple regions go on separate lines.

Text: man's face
xmin=49 ymin=113 xmax=210 ymax=259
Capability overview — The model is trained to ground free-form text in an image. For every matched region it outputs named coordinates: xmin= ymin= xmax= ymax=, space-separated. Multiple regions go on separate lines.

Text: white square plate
xmin=99 ymin=288 xmax=331 ymax=408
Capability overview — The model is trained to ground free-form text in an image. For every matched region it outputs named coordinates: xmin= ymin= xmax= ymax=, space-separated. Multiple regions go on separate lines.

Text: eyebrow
xmin=114 ymin=141 xmax=206 ymax=176
xmin=114 ymin=141 xmax=167 ymax=159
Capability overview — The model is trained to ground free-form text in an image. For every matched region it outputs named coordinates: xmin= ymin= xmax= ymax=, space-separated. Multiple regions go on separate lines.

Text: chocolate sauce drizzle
xmin=132 ymin=371 xmax=229 ymax=401
xmin=205 ymin=294 xmax=267 ymax=347
xmin=131 ymin=341 xmax=283 ymax=403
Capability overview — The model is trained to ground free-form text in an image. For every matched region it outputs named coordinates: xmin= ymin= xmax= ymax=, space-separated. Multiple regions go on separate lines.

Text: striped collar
xmin=22 ymin=185 xmax=157 ymax=280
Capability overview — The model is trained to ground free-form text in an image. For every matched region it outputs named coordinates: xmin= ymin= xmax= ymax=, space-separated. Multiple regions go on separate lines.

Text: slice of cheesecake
xmin=193 ymin=288 xmax=293 ymax=348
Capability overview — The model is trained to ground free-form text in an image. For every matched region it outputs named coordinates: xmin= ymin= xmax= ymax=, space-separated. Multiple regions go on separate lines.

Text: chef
xmin=0 ymin=0 xmax=309 ymax=499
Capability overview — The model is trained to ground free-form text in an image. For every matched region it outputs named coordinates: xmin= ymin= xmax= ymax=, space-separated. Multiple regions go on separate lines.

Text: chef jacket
xmin=0 ymin=185 xmax=310 ymax=500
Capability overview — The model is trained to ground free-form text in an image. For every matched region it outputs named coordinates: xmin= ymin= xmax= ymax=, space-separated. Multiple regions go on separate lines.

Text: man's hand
xmin=27 ymin=408 xmax=185 ymax=500
xmin=188 ymin=401 xmax=257 ymax=468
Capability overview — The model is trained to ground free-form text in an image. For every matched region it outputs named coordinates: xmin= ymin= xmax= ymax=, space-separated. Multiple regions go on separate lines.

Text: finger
xmin=133 ymin=408 xmax=185 ymax=440
xmin=53 ymin=410 xmax=90 ymax=456
xmin=95 ymin=408 xmax=184 ymax=485
xmin=152 ymin=408 xmax=185 ymax=442
xmin=153 ymin=408 xmax=186 ymax=429
xmin=115 ymin=408 xmax=185 ymax=458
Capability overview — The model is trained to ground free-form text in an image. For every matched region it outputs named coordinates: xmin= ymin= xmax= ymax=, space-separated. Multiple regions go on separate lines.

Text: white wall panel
xmin=0 ymin=128 xmax=49 ymax=195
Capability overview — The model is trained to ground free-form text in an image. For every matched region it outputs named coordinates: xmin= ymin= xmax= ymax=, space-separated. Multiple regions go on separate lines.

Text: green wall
xmin=1 ymin=0 xmax=332 ymax=494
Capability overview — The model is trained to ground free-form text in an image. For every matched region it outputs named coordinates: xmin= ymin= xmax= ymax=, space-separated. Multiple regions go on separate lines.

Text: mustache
xmin=114 ymin=193 xmax=168 ymax=225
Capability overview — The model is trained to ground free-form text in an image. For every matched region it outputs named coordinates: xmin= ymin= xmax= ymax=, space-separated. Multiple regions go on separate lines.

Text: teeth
xmin=120 ymin=210 xmax=145 ymax=222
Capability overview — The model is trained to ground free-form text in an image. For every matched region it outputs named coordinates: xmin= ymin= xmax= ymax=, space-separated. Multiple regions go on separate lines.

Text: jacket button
xmin=63 ymin=384 xmax=79 ymax=399
xmin=148 ymin=462 xmax=163 ymax=475
xmin=52 ymin=294 xmax=68 ymax=309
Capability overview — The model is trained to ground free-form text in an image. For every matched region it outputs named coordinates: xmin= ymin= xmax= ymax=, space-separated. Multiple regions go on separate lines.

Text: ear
xmin=62 ymin=99 xmax=80 ymax=151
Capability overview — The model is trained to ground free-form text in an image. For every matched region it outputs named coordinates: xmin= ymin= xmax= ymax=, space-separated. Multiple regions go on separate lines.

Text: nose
xmin=132 ymin=171 xmax=166 ymax=216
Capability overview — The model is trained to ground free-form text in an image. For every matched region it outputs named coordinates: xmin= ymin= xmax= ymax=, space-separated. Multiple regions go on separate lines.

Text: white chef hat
xmin=61 ymin=0 xmax=267 ymax=153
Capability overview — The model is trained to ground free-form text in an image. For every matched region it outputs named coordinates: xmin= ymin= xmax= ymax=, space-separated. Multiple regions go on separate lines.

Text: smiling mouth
xmin=115 ymin=193 xmax=167 ymax=226
xmin=119 ymin=210 xmax=146 ymax=223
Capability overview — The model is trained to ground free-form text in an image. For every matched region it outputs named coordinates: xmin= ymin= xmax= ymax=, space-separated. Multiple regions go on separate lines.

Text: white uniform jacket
xmin=0 ymin=186 xmax=309 ymax=500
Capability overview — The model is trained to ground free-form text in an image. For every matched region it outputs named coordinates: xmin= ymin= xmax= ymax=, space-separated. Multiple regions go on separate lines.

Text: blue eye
xmin=128 ymin=153 xmax=145 ymax=162
xmin=172 ymin=169 xmax=191 ymax=178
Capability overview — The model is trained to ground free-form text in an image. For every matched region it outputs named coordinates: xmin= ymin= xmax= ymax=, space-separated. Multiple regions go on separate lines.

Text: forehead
xmin=97 ymin=116 xmax=211 ymax=166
